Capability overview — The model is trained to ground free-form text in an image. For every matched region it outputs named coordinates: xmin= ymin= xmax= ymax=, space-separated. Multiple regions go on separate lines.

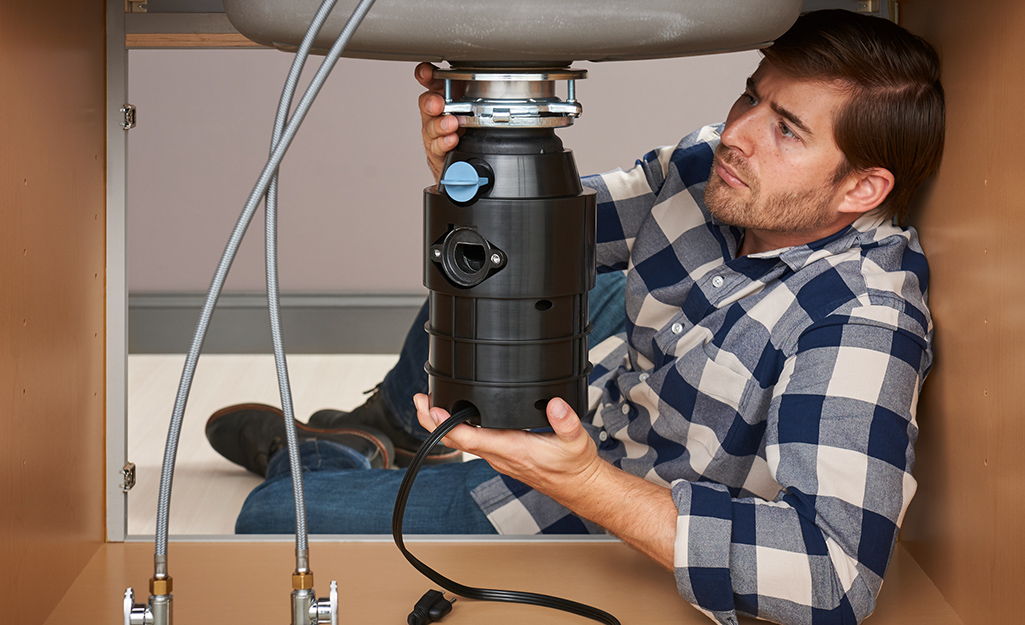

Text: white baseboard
xmin=129 ymin=292 xmax=425 ymax=353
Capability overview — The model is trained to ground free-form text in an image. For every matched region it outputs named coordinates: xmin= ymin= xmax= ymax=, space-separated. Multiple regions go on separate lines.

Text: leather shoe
xmin=307 ymin=387 xmax=461 ymax=467
xmin=206 ymin=402 xmax=394 ymax=476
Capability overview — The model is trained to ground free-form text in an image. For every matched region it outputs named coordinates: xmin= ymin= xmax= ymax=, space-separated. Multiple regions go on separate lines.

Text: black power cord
xmin=391 ymin=407 xmax=621 ymax=625
xmin=407 ymin=589 xmax=455 ymax=625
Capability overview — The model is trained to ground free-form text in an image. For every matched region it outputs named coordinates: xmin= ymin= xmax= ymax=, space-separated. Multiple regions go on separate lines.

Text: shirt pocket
xmin=694 ymin=357 xmax=751 ymax=413
xmin=672 ymin=342 xmax=754 ymax=418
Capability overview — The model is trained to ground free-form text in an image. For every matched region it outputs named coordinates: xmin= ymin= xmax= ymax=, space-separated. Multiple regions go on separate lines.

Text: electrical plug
xmin=407 ymin=589 xmax=456 ymax=625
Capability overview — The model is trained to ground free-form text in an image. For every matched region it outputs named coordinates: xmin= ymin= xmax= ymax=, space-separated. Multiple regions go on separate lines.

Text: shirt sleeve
xmin=670 ymin=310 xmax=927 ymax=625
xmin=582 ymin=145 xmax=673 ymax=273
xmin=582 ymin=124 xmax=721 ymax=273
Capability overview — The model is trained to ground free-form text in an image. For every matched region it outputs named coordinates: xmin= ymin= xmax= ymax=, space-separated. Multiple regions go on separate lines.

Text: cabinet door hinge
xmin=121 ymin=104 xmax=137 ymax=130
xmin=120 ymin=462 xmax=137 ymax=493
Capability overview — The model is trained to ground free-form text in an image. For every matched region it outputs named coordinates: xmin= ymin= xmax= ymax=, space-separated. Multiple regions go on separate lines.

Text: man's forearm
xmin=548 ymin=459 xmax=678 ymax=571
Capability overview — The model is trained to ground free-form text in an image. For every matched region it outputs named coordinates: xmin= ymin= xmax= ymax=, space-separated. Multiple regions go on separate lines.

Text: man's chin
xmin=704 ymin=185 xmax=747 ymax=228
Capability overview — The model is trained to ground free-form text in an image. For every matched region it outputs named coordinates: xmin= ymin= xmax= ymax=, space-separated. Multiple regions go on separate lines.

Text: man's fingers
xmin=420 ymin=94 xmax=460 ymax=141
xmin=419 ymin=90 xmax=461 ymax=180
xmin=415 ymin=61 xmax=466 ymax=98
xmin=429 ymin=132 xmax=458 ymax=156
xmin=420 ymin=107 xmax=458 ymax=141
xmin=414 ymin=62 xmax=445 ymax=91
xmin=416 ymin=63 xmax=464 ymax=181
xmin=413 ymin=393 xmax=432 ymax=427
xmin=546 ymin=398 xmax=587 ymax=443
xmin=418 ymin=90 xmax=446 ymax=120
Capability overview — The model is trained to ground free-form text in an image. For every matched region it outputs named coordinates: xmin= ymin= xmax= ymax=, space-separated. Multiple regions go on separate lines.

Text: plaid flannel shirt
xmin=469 ymin=125 xmax=932 ymax=625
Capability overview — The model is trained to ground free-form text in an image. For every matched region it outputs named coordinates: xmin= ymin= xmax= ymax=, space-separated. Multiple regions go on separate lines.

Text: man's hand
xmin=415 ymin=62 xmax=463 ymax=183
xmin=414 ymin=394 xmax=603 ymax=498
xmin=413 ymin=393 xmax=679 ymax=570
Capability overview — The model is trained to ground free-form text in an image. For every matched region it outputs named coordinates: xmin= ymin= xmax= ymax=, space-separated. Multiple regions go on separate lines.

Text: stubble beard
xmin=704 ymin=145 xmax=840 ymax=236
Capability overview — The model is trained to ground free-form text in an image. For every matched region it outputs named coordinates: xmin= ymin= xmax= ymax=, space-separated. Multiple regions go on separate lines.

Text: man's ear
xmin=838 ymin=167 xmax=895 ymax=215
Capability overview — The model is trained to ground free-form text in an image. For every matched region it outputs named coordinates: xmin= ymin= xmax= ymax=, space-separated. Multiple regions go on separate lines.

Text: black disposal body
xmin=423 ymin=128 xmax=596 ymax=429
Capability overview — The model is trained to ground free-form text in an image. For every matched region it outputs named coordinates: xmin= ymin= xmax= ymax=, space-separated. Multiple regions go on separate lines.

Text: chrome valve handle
xmin=123 ymin=588 xmax=154 ymax=625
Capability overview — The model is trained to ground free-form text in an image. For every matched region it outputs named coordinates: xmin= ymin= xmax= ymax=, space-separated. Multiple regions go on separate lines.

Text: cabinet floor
xmin=127 ymin=353 xmax=398 ymax=535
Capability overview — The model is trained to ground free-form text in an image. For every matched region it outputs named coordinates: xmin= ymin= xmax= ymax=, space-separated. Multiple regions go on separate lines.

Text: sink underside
xmin=222 ymin=0 xmax=804 ymax=64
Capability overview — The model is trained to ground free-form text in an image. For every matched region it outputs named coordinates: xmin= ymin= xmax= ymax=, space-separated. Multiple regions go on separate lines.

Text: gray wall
xmin=126 ymin=49 xmax=761 ymax=295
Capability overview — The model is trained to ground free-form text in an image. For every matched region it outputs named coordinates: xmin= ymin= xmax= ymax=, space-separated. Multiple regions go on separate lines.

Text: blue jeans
xmin=235 ymin=271 xmax=627 ymax=534
xmin=236 ymin=440 xmax=500 ymax=534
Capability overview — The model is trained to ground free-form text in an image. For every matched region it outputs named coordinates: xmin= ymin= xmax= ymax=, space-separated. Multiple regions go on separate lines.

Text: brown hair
xmin=762 ymin=10 xmax=945 ymax=222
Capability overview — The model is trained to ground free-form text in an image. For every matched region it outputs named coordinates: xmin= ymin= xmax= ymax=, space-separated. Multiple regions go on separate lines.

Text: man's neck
xmin=735 ymin=209 xmax=882 ymax=257
xmin=737 ymin=229 xmax=821 ymax=257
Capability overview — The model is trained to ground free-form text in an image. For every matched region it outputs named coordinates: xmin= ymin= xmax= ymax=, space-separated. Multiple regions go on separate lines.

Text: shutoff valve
xmin=123 ymin=586 xmax=168 ymax=625
xmin=292 ymin=575 xmax=339 ymax=625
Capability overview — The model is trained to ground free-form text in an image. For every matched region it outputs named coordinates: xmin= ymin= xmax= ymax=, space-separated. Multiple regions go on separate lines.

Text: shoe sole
xmin=308 ymin=408 xmax=462 ymax=466
xmin=393 ymin=445 xmax=464 ymax=468
xmin=206 ymin=402 xmax=394 ymax=470
xmin=297 ymin=422 xmax=393 ymax=469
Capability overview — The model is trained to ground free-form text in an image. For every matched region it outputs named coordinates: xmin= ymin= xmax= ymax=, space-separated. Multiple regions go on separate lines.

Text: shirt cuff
xmin=672 ymin=479 xmax=739 ymax=624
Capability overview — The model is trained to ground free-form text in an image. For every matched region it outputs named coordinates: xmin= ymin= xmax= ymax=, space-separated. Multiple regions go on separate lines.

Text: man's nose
xmin=720 ymin=110 xmax=759 ymax=157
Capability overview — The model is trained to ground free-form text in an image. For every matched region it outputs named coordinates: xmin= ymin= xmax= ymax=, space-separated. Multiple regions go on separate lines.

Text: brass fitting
xmin=292 ymin=571 xmax=315 ymax=590
xmin=149 ymin=576 xmax=173 ymax=596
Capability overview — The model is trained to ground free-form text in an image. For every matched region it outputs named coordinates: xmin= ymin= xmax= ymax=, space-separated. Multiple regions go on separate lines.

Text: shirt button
xmin=712 ymin=275 xmax=725 ymax=288
xmin=621 ymin=404 xmax=630 ymax=415
xmin=638 ymin=372 xmax=649 ymax=382
xmin=598 ymin=431 xmax=609 ymax=442
xmin=671 ymin=322 xmax=683 ymax=334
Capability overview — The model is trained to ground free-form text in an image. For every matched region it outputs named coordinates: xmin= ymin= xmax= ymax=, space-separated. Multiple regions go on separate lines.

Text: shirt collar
xmin=742 ymin=211 xmax=891 ymax=271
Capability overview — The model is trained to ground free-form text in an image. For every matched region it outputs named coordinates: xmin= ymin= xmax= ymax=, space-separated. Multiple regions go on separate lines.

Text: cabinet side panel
xmin=0 ymin=0 xmax=108 ymax=622
xmin=901 ymin=2 xmax=1025 ymax=623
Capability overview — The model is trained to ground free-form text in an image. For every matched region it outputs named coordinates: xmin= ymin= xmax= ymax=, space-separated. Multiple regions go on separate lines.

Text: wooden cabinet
xmin=2 ymin=1 xmax=1020 ymax=623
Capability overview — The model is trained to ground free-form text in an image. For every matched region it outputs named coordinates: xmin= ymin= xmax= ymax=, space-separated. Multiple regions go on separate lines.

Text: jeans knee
xmin=235 ymin=483 xmax=296 ymax=534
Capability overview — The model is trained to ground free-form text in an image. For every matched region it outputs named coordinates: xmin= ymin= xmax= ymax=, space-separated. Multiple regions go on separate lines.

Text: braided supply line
xmin=151 ymin=0 xmax=377 ymax=574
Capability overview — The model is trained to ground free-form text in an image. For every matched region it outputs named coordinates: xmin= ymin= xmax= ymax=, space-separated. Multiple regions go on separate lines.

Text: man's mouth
xmin=715 ymin=158 xmax=748 ymax=190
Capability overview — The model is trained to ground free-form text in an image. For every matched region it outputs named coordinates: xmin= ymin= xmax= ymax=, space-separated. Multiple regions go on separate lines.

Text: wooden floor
xmin=45 ymin=542 xmax=962 ymax=625
xmin=127 ymin=353 xmax=398 ymax=536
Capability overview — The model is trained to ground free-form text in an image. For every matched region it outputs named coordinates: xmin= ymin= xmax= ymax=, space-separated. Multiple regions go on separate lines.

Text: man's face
xmin=704 ymin=62 xmax=854 ymax=251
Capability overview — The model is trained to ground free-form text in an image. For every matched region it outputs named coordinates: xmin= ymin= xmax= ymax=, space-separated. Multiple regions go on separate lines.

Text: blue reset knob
xmin=439 ymin=161 xmax=488 ymax=203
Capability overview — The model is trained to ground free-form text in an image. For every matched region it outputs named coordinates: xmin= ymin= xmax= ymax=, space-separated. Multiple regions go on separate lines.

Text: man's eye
xmin=779 ymin=122 xmax=796 ymax=139
xmin=742 ymin=93 xmax=757 ymax=106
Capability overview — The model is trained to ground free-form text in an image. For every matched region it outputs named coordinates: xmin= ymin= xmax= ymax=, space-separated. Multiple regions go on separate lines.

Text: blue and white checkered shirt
xmin=469 ymin=125 xmax=932 ymax=625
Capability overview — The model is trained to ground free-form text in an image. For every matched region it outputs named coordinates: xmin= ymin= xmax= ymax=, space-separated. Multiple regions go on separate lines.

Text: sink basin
xmin=222 ymin=0 xmax=803 ymax=64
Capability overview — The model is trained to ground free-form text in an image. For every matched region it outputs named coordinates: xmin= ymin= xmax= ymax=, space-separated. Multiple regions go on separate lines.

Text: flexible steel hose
xmin=152 ymin=0 xmax=377 ymax=576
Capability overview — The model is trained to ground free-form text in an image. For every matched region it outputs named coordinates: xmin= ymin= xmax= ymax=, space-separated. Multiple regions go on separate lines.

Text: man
xmin=208 ymin=10 xmax=944 ymax=624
